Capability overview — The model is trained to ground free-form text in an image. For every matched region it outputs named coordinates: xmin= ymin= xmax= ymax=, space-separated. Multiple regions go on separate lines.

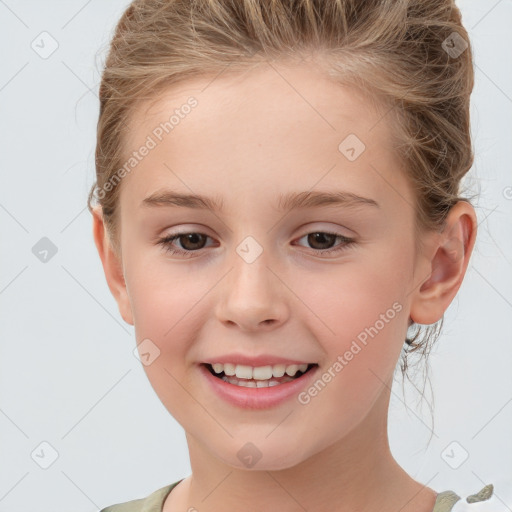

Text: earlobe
xmin=410 ymin=201 xmax=477 ymax=326
xmin=92 ymin=206 xmax=134 ymax=326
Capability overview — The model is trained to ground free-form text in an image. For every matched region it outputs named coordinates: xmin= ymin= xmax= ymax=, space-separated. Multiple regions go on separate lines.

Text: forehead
xmin=120 ymin=60 xmax=406 ymax=208
xmin=126 ymin=60 xmax=391 ymax=145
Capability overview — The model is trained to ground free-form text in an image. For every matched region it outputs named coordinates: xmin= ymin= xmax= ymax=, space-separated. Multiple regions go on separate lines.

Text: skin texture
xmin=93 ymin=60 xmax=477 ymax=512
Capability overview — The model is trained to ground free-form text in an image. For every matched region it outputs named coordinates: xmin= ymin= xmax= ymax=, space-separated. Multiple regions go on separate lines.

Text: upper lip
xmin=202 ymin=354 xmax=317 ymax=367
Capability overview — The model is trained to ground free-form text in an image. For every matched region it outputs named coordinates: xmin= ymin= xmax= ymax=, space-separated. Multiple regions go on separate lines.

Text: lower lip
xmin=198 ymin=363 xmax=319 ymax=410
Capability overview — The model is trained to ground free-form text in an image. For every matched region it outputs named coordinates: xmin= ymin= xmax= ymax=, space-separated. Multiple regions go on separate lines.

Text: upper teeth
xmin=210 ymin=363 xmax=309 ymax=380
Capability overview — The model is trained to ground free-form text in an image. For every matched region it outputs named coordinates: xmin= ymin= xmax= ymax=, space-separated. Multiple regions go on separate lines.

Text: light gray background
xmin=0 ymin=1 xmax=511 ymax=511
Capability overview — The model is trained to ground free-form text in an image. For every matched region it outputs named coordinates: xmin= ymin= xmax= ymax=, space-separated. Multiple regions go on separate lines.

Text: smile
xmin=204 ymin=362 xmax=317 ymax=387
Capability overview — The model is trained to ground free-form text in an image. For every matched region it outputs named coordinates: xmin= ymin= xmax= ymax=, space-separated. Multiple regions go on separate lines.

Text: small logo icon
xmin=236 ymin=236 xmax=263 ymax=264
xmin=32 ymin=237 xmax=58 ymax=263
xmin=441 ymin=441 xmax=469 ymax=469
xmin=237 ymin=442 xmax=262 ymax=468
xmin=338 ymin=133 xmax=366 ymax=161
xmin=133 ymin=338 xmax=161 ymax=366
xmin=31 ymin=441 xmax=59 ymax=469
xmin=31 ymin=31 xmax=59 ymax=59
xmin=442 ymin=32 xmax=468 ymax=58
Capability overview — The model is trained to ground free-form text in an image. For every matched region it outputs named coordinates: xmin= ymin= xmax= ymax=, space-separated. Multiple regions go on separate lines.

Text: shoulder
xmin=99 ymin=480 xmax=182 ymax=512
xmin=433 ymin=484 xmax=502 ymax=512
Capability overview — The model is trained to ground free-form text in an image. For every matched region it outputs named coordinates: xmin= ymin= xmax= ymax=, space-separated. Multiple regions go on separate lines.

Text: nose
xmin=214 ymin=247 xmax=289 ymax=332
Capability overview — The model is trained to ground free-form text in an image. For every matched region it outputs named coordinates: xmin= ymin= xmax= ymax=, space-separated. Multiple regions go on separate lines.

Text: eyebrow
xmin=141 ymin=189 xmax=380 ymax=212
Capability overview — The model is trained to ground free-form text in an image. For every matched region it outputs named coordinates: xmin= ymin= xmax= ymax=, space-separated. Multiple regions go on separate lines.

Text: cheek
xmin=291 ymin=244 xmax=412 ymax=378
xmin=300 ymin=246 xmax=410 ymax=329
xmin=124 ymin=249 xmax=210 ymax=369
xmin=125 ymin=260 xmax=207 ymax=422
xmin=126 ymin=242 xmax=201 ymax=323
xmin=293 ymin=260 xmax=411 ymax=441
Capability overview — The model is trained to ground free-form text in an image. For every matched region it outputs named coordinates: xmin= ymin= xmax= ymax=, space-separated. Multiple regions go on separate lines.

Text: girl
xmin=89 ymin=0 xmax=500 ymax=510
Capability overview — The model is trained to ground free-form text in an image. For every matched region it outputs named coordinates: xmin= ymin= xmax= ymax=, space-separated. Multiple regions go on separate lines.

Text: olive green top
xmin=99 ymin=480 xmax=495 ymax=512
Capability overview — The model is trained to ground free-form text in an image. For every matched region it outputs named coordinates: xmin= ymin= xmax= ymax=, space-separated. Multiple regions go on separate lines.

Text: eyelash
xmin=157 ymin=230 xmax=356 ymax=258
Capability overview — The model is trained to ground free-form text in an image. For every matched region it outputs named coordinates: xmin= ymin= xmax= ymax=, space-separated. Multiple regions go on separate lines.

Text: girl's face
xmin=100 ymin=61 xmax=439 ymax=470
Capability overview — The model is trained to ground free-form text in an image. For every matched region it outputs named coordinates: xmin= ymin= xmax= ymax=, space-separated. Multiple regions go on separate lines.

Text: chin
xmin=219 ymin=445 xmax=311 ymax=472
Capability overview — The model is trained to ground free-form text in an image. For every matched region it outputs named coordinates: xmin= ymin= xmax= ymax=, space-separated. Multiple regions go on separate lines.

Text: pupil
xmin=309 ymin=233 xmax=335 ymax=250
xmin=181 ymin=233 xmax=205 ymax=250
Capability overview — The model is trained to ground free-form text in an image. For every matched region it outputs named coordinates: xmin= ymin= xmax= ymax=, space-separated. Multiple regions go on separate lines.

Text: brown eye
xmin=158 ymin=232 xmax=214 ymax=257
xmin=306 ymin=232 xmax=337 ymax=250
xmin=175 ymin=233 xmax=208 ymax=251
xmin=294 ymin=231 xmax=356 ymax=257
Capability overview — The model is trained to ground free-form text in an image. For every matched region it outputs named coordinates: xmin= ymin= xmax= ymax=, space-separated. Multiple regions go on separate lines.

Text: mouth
xmin=202 ymin=362 xmax=318 ymax=388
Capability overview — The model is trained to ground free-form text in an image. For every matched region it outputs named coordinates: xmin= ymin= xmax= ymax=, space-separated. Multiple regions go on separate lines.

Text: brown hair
xmin=88 ymin=0 xmax=476 ymax=400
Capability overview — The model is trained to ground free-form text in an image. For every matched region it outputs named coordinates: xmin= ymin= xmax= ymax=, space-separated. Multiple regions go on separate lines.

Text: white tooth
xmin=236 ymin=379 xmax=253 ymax=387
xmin=221 ymin=375 xmax=294 ymax=387
xmin=212 ymin=362 xmax=311 ymax=380
xmin=235 ymin=364 xmax=253 ymax=379
xmin=285 ymin=364 xmax=299 ymax=377
xmin=252 ymin=365 xmax=273 ymax=380
xmin=212 ymin=363 xmax=224 ymax=374
xmin=223 ymin=363 xmax=236 ymax=376
xmin=272 ymin=364 xmax=286 ymax=377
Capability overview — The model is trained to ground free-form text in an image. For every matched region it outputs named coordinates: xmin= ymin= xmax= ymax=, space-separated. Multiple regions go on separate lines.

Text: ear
xmin=410 ymin=201 xmax=477 ymax=325
xmin=92 ymin=206 xmax=134 ymax=326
